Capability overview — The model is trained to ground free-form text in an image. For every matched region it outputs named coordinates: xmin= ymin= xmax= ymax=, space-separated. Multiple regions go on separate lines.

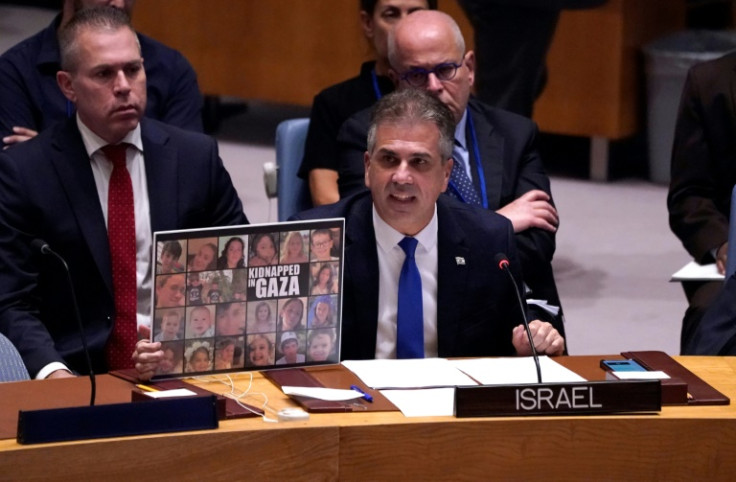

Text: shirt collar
xmin=453 ymin=108 xmax=468 ymax=150
xmin=76 ymin=115 xmax=143 ymax=158
xmin=372 ymin=203 xmax=438 ymax=254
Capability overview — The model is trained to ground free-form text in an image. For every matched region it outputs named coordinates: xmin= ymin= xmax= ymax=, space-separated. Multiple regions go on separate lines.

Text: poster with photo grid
xmin=151 ymin=219 xmax=344 ymax=379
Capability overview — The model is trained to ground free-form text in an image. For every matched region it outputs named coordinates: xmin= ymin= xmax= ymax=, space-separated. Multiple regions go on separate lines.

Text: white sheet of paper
xmin=380 ymin=388 xmax=456 ymax=417
xmin=671 ymin=261 xmax=724 ymax=281
xmin=342 ymin=358 xmax=477 ymax=389
xmin=282 ymin=386 xmax=364 ymax=401
xmin=450 ymin=356 xmax=586 ymax=385
xmin=526 ymin=298 xmax=560 ymax=317
xmin=611 ymin=371 xmax=670 ymax=380
xmin=144 ymin=388 xmax=197 ymax=399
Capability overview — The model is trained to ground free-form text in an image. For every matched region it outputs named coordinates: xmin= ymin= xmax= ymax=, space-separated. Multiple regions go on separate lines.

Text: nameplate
xmin=17 ymin=395 xmax=218 ymax=444
xmin=455 ymin=380 xmax=661 ymax=417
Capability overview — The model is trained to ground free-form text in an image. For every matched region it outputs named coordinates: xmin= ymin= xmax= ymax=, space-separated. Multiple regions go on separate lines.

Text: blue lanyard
xmin=447 ymin=108 xmax=488 ymax=209
xmin=466 ymin=110 xmax=488 ymax=209
xmin=370 ymin=69 xmax=383 ymax=100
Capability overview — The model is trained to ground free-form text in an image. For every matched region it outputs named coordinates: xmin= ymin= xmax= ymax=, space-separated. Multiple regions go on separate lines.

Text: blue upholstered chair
xmin=0 ymin=333 xmax=29 ymax=382
xmin=274 ymin=118 xmax=313 ymax=221
xmin=726 ymin=185 xmax=736 ymax=279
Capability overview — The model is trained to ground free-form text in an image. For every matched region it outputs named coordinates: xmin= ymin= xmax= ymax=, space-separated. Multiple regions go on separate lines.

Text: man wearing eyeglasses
xmin=334 ymin=10 xmax=564 ymax=339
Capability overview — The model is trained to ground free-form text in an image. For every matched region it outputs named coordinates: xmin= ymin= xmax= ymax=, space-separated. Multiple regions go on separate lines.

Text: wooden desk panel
xmin=0 ymin=357 xmax=734 ymax=481
xmin=533 ymin=0 xmax=686 ymax=139
xmin=133 ymin=1 xmax=684 ymax=141
xmin=132 ymin=1 xmax=370 ymax=106
xmin=3 ymin=427 xmax=338 ymax=480
xmin=131 ymin=1 xmax=471 ymax=106
xmin=339 ymin=418 xmax=736 ymax=480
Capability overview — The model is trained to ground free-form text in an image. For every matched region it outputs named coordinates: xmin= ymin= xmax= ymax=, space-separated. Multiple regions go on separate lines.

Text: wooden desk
xmin=1 ymin=356 xmax=735 ymax=481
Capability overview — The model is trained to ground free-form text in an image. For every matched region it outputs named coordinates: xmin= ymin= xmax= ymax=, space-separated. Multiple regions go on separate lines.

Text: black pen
xmin=350 ymin=384 xmax=373 ymax=403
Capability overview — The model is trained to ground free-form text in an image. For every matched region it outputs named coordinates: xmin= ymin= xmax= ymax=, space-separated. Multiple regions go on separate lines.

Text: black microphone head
xmin=31 ymin=238 xmax=50 ymax=254
xmin=495 ymin=253 xmax=509 ymax=270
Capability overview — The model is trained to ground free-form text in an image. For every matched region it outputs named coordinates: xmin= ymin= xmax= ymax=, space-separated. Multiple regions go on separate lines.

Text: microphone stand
xmin=33 ymin=240 xmax=95 ymax=406
xmin=496 ymin=253 xmax=542 ymax=384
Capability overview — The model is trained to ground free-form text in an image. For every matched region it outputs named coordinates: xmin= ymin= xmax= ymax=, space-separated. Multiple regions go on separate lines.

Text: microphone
xmin=495 ymin=253 xmax=542 ymax=383
xmin=33 ymin=239 xmax=96 ymax=406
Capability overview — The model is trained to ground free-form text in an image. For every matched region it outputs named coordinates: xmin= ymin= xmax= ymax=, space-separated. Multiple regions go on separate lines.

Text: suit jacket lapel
xmin=50 ymin=121 xmax=113 ymax=294
xmin=468 ymin=99 xmax=504 ymax=210
xmin=344 ymin=195 xmax=380 ymax=358
xmin=435 ymin=198 xmax=470 ymax=356
xmin=140 ymin=119 xmax=178 ymax=233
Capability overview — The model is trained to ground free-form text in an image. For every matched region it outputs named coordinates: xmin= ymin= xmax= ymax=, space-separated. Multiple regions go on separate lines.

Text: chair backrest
xmin=275 ymin=118 xmax=313 ymax=221
xmin=0 ymin=333 xmax=29 ymax=382
xmin=727 ymin=185 xmax=736 ymax=279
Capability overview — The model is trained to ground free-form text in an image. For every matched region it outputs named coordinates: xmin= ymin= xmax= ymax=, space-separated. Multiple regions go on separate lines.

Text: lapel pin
xmin=455 ymin=257 xmax=465 ymax=265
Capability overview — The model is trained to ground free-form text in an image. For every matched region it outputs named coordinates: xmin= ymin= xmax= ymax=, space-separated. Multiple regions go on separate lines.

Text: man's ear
xmin=364 ymin=151 xmax=372 ymax=188
xmin=464 ymin=50 xmax=475 ymax=88
xmin=442 ymin=158 xmax=453 ymax=191
xmin=359 ymin=10 xmax=374 ymax=41
xmin=388 ymin=67 xmax=399 ymax=88
xmin=56 ymin=71 xmax=76 ymax=103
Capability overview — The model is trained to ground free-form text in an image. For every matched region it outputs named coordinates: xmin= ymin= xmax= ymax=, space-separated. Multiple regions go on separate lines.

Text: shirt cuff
xmin=36 ymin=362 xmax=71 ymax=380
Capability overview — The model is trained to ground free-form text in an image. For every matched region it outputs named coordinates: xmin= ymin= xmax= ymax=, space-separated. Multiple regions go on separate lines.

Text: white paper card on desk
xmin=671 ymin=261 xmax=724 ymax=282
xmin=380 ymin=388 xmax=455 ymax=417
xmin=342 ymin=358 xmax=477 ymax=389
xmin=143 ymin=388 xmax=197 ymax=399
xmin=450 ymin=356 xmax=586 ymax=385
xmin=610 ymin=371 xmax=670 ymax=380
xmin=282 ymin=386 xmax=364 ymax=401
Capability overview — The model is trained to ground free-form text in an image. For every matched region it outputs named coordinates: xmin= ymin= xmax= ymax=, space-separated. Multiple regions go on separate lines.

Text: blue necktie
xmin=397 ymin=237 xmax=424 ymax=358
xmin=449 ymin=140 xmax=482 ymax=206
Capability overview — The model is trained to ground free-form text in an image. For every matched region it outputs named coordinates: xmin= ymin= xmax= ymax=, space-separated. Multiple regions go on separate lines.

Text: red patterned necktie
xmin=102 ymin=143 xmax=137 ymax=370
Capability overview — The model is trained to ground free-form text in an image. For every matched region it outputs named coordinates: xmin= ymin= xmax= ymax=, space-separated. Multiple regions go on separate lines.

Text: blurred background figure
xmin=457 ymin=0 xmax=607 ymax=118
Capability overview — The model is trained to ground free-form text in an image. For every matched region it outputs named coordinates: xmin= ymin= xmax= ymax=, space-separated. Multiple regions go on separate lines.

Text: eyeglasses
xmin=399 ymin=62 xmax=462 ymax=87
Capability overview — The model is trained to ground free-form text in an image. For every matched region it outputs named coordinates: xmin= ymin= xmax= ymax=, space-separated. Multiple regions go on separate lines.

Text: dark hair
xmin=162 ymin=241 xmax=182 ymax=259
xmin=316 ymin=264 xmax=334 ymax=287
xmin=216 ymin=302 xmax=245 ymax=321
xmin=218 ymin=237 xmax=245 ymax=269
xmin=160 ymin=340 xmax=184 ymax=362
xmin=216 ymin=337 xmax=236 ymax=351
xmin=59 ymin=6 xmax=138 ymax=71
xmin=250 ymin=233 xmax=277 ymax=259
xmin=310 ymin=229 xmax=333 ymax=243
xmin=360 ymin=0 xmax=437 ymax=16
xmin=221 ymin=237 xmax=244 ymax=258
xmin=189 ymin=242 xmax=218 ymax=271
xmin=189 ymin=346 xmax=210 ymax=363
xmin=367 ymin=89 xmax=454 ymax=161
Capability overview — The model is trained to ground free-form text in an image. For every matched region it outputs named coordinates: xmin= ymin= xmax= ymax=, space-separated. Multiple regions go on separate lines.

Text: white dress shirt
xmin=373 ymin=205 xmax=439 ymax=358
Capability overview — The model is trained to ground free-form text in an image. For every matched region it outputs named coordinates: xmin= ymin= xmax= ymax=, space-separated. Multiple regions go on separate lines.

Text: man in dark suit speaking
xmin=0 ymin=7 xmax=247 ymax=380
xmin=293 ymin=89 xmax=564 ymax=359
xmin=334 ymin=10 xmax=564 ymax=339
